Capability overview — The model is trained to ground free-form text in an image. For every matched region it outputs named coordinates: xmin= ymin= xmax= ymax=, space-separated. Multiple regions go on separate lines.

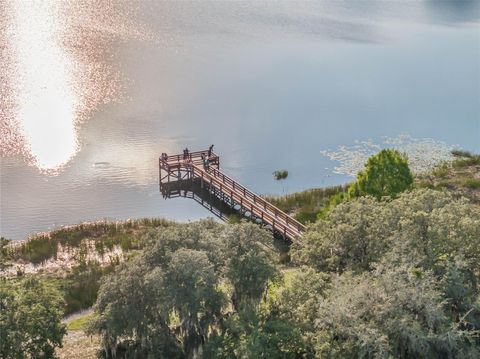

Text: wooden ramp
xmin=159 ymin=149 xmax=305 ymax=241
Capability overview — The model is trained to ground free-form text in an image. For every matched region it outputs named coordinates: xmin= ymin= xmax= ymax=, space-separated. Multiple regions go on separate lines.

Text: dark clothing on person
xmin=208 ymin=145 xmax=214 ymax=157
xmin=203 ymin=158 xmax=210 ymax=170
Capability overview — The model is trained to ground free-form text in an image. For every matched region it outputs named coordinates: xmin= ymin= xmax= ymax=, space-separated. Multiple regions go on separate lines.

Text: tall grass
xmin=453 ymin=155 xmax=480 ymax=168
xmin=451 ymin=149 xmax=474 ymax=158
xmin=8 ymin=218 xmax=173 ymax=264
xmin=264 ymin=185 xmax=349 ymax=224
xmin=465 ymin=178 xmax=480 ymax=190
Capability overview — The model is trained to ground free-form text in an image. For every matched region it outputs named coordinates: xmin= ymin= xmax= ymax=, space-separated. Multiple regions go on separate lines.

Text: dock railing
xmin=159 ymin=149 xmax=306 ymax=240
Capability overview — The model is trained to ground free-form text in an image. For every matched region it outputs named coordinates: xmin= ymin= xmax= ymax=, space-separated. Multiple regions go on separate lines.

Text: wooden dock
xmin=159 ymin=149 xmax=306 ymax=241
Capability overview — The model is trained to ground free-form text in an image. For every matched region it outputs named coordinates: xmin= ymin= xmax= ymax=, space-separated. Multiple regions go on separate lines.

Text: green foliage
xmin=451 ymin=149 xmax=474 ymax=158
xmin=265 ymin=185 xmax=348 ymax=224
xmin=14 ymin=235 xmax=59 ymax=264
xmin=205 ymin=310 xmax=309 ymax=359
xmin=89 ymin=221 xmax=278 ymax=358
xmin=0 ymin=237 xmax=10 ymax=270
xmin=349 ymin=149 xmax=413 ymax=199
xmin=273 ymin=170 xmax=289 ymax=180
xmin=431 ymin=163 xmax=450 ymax=178
xmin=290 ymin=189 xmax=480 ymax=357
xmin=416 ymin=153 xmax=480 ymax=204
xmin=226 ymin=214 xmax=243 ymax=224
xmin=293 ymin=210 xmax=318 ymax=224
xmin=67 ymin=312 xmax=96 ymax=331
xmin=62 ymin=260 xmax=113 ymax=315
xmin=465 ymin=178 xmax=480 ymax=189
xmin=86 ymin=191 xmax=479 ymax=358
xmin=0 ymin=277 xmax=66 ymax=358
xmin=453 ymin=155 xmax=480 ymax=168
xmin=221 ymin=225 xmax=279 ymax=311
xmin=7 ymin=175 xmax=476 ymax=359
xmin=316 ymin=191 xmax=349 ymax=220
xmin=312 ymin=264 xmax=469 ymax=358
xmin=9 ymin=218 xmax=173 ymax=264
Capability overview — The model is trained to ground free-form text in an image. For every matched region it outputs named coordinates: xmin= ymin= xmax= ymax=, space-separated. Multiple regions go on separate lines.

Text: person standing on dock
xmin=183 ymin=148 xmax=189 ymax=160
xmin=208 ymin=144 xmax=214 ymax=157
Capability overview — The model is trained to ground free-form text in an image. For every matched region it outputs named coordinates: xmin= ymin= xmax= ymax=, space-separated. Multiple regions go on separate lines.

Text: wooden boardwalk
xmin=159 ymin=149 xmax=306 ymax=241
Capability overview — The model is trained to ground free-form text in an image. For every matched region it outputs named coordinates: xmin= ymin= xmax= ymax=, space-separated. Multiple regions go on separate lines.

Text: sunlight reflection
xmin=11 ymin=0 xmax=79 ymax=171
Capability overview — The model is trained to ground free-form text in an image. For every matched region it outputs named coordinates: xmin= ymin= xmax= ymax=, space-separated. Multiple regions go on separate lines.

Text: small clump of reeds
xmin=273 ymin=170 xmax=289 ymax=180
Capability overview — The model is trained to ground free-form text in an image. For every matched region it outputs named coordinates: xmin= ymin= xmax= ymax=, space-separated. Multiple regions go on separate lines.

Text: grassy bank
xmin=264 ymin=150 xmax=480 ymax=225
xmin=4 ymin=217 xmax=173 ymax=265
xmin=416 ymin=151 xmax=480 ymax=203
xmin=1 ymin=151 xmax=479 ymax=358
xmin=1 ymin=218 xmax=174 ymax=316
xmin=264 ymin=185 xmax=349 ymax=224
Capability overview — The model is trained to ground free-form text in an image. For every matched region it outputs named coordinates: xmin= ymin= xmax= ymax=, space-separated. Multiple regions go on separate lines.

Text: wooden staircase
xmin=159 ymin=149 xmax=305 ymax=241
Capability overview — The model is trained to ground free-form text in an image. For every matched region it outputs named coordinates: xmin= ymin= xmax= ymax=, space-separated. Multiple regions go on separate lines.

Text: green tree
xmin=89 ymin=221 xmax=279 ymax=358
xmin=221 ymin=224 xmax=278 ymax=311
xmin=161 ymin=248 xmax=225 ymax=357
xmin=312 ymin=260 xmax=474 ymax=358
xmin=0 ymin=277 xmax=66 ymax=359
xmin=290 ymin=189 xmax=480 ymax=357
xmin=349 ymin=149 xmax=413 ymax=199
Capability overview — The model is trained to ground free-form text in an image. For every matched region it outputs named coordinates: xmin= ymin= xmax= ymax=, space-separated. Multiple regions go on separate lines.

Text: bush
xmin=273 ymin=170 xmax=289 ymax=180
xmin=316 ymin=191 xmax=349 ymax=219
xmin=14 ymin=235 xmax=58 ymax=264
xmin=265 ymin=185 xmax=348 ymax=224
xmin=0 ymin=277 xmax=66 ymax=358
xmin=453 ymin=155 xmax=480 ymax=168
xmin=451 ymin=149 xmax=473 ymax=158
xmin=348 ymin=149 xmax=413 ymax=199
xmin=63 ymin=260 xmax=114 ymax=315
xmin=289 ymin=189 xmax=480 ymax=357
xmin=89 ymin=222 xmax=279 ymax=357
xmin=465 ymin=178 xmax=480 ymax=189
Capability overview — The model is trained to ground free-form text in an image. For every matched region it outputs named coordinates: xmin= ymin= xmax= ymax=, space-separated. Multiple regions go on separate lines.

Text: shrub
xmin=0 ymin=277 xmax=66 ymax=358
xmin=273 ymin=170 xmax=289 ymax=180
xmin=465 ymin=178 xmax=480 ymax=189
xmin=14 ymin=235 xmax=58 ymax=264
xmin=451 ymin=149 xmax=473 ymax=158
xmin=348 ymin=149 xmax=413 ymax=199
xmin=453 ymin=155 xmax=480 ymax=168
xmin=62 ymin=260 xmax=114 ymax=315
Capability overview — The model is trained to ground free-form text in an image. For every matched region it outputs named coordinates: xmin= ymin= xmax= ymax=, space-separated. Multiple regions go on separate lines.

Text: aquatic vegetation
xmin=273 ymin=169 xmax=289 ymax=180
xmin=5 ymin=218 xmax=173 ymax=266
xmin=321 ymin=134 xmax=456 ymax=176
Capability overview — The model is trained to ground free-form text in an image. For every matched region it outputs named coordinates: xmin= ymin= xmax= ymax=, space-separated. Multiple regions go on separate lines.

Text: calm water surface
xmin=1 ymin=1 xmax=479 ymax=240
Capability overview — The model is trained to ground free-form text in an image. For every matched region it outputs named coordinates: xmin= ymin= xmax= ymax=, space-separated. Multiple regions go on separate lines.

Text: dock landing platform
xmin=159 ymin=149 xmax=305 ymax=241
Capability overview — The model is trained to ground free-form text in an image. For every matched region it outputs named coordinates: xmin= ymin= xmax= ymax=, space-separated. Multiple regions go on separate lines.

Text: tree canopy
xmin=0 ymin=277 xmax=66 ymax=359
xmin=88 ymin=189 xmax=480 ymax=358
xmin=348 ymin=149 xmax=414 ymax=199
xmin=89 ymin=221 xmax=280 ymax=358
xmin=289 ymin=189 xmax=480 ymax=358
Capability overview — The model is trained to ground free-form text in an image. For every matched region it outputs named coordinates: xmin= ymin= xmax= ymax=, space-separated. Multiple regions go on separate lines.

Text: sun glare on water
xmin=10 ymin=0 xmax=78 ymax=171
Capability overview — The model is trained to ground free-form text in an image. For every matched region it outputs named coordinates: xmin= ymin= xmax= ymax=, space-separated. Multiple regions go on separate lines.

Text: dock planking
xmin=159 ymin=149 xmax=306 ymax=241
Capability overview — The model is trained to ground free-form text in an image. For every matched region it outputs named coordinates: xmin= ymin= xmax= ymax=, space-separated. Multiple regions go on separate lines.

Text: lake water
xmin=1 ymin=1 xmax=479 ymax=240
